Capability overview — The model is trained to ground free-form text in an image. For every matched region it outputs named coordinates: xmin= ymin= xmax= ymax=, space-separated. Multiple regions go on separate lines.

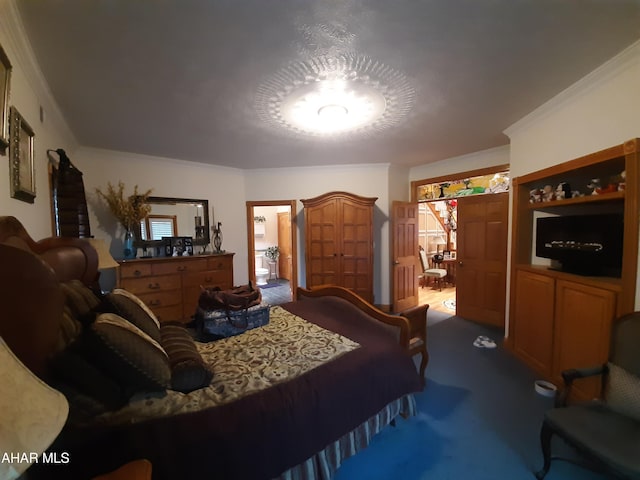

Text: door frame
xmin=246 ymin=200 xmax=298 ymax=299
xmin=409 ymin=164 xmax=510 ymax=315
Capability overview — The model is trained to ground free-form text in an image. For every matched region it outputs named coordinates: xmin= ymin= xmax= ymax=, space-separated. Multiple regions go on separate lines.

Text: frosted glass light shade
xmin=0 ymin=338 xmax=69 ymax=480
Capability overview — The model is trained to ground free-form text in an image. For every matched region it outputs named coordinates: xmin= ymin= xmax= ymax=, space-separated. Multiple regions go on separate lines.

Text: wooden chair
xmin=419 ymin=246 xmax=448 ymax=291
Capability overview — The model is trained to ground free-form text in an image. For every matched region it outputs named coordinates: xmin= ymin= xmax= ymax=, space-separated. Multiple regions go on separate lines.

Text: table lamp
xmin=86 ymin=238 xmax=119 ymax=270
xmin=434 ymin=235 xmax=447 ymax=254
xmin=86 ymin=238 xmax=119 ymax=293
xmin=0 ymin=337 xmax=69 ymax=480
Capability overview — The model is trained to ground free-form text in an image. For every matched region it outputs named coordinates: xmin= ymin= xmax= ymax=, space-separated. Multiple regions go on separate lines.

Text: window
xmin=141 ymin=215 xmax=177 ymax=240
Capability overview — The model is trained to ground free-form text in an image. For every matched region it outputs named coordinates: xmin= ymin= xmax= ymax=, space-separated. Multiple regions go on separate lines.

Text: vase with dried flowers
xmin=95 ymin=181 xmax=153 ymax=259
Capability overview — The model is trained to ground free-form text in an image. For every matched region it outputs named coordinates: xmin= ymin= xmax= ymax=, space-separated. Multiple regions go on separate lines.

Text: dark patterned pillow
xmin=106 ymin=289 xmax=161 ymax=343
xmin=605 ymin=362 xmax=640 ymax=421
xmin=61 ymin=279 xmax=101 ymax=324
xmin=160 ymin=322 xmax=213 ymax=393
xmin=80 ymin=313 xmax=170 ymax=395
xmin=55 ymin=305 xmax=83 ymax=353
xmin=50 ymin=346 xmax=128 ymax=416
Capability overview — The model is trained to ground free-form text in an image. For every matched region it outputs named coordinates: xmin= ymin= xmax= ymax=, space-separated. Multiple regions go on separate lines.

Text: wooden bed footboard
xmin=296 ymin=286 xmax=429 ymax=376
xmin=297 ymin=286 xmax=411 ymax=345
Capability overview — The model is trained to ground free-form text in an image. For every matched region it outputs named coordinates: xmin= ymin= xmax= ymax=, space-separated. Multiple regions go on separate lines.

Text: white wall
xmin=409 ymin=145 xmax=510 ymax=183
xmin=253 ymin=205 xmax=279 ymax=252
xmin=0 ymin=2 xmax=77 ymax=237
xmin=505 ymin=40 xmax=640 ymax=315
xmin=506 ymin=41 xmax=640 ymax=178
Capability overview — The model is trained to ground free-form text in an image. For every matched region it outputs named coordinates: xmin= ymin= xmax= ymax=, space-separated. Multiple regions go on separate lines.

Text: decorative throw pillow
xmin=61 ymin=279 xmax=101 ymax=324
xmin=81 ymin=313 xmax=170 ymax=395
xmin=55 ymin=305 xmax=83 ymax=353
xmin=605 ymin=361 xmax=640 ymax=422
xmin=160 ymin=322 xmax=213 ymax=393
xmin=49 ymin=346 xmax=128 ymax=415
xmin=106 ymin=289 xmax=161 ymax=343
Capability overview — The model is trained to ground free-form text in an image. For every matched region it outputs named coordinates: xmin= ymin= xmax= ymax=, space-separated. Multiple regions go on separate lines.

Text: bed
xmin=0 ymin=216 xmax=426 ymax=480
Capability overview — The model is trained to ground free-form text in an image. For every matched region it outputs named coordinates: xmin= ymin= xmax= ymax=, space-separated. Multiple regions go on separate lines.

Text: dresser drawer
xmin=183 ymin=270 xmax=232 ymax=288
xmin=152 ymin=258 xmax=208 ymax=275
xmin=120 ymin=274 xmax=182 ymax=294
xmin=207 ymin=255 xmax=233 ymax=271
xmin=119 ymin=262 xmax=152 ymax=279
xmin=136 ymin=289 xmax=182 ymax=309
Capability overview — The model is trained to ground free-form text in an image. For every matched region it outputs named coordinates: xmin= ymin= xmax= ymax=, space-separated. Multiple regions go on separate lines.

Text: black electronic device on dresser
xmin=535 ymin=212 xmax=623 ymax=277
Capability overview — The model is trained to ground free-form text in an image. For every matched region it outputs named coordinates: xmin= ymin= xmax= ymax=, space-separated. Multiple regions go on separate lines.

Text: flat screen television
xmin=535 ymin=213 xmax=623 ymax=277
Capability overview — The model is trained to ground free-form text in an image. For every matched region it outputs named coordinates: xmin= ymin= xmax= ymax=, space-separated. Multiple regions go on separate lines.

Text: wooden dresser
xmin=118 ymin=253 xmax=234 ymax=323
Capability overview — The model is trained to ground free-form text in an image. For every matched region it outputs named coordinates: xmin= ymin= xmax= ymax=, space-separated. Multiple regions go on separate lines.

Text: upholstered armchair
xmin=419 ymin=246 xmax=448 ymax=291
xmin=535 ymin=311 xmax=640 ymax=479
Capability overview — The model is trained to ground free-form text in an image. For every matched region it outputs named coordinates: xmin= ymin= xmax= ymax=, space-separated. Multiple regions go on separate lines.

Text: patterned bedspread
xmin=93 ymin=305 xmax=360 ymax=425
xmin=59 ymin=296 xmax=422 ymax=480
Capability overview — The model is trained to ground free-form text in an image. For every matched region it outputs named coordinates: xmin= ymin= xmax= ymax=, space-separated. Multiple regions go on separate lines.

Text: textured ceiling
xmin=16 ymin=0 xmax=640 ymax=169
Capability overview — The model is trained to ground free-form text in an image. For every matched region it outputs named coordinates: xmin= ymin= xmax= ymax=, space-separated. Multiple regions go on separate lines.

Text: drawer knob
xmin=134 ymin=270 xmax=142 ymax=277
xmin=148 ymin=282 xmax=160 ymax=290
xmin=205 ymin=277 xmax=213 ymax=283
xmin=149 ymin=300 xmax=161 ymax=306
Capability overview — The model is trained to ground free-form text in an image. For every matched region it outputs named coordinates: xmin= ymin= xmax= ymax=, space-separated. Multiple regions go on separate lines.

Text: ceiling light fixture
xmin=255 ymin=54 xmax=415 ymax=138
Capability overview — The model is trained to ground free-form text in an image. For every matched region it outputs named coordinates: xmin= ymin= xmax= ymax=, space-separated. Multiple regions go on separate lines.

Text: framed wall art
xmin=0 ymin=44 xmax=12 ymax=154
xmin=9 ymin=107 xmax=36 ymax=203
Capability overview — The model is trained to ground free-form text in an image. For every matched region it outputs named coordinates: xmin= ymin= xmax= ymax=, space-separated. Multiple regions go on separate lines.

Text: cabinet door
xmin=554 ymin=279 xmax=616 ymax=399
xmin=512 ymin=270 xmax=555 ymax=376
xmin=306 ymin=200 xmax=339 ymax=288
xmin=339 ymin=198 xmax=374 ymax=302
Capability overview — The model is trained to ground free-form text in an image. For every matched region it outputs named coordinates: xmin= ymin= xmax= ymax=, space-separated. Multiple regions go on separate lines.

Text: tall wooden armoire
xmin=301 ymin=191 xmax=377 ymax=303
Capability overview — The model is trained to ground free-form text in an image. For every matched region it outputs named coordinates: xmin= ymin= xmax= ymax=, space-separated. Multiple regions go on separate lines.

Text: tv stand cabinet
xmin=507 ymin=139 xmax=639 ymax=400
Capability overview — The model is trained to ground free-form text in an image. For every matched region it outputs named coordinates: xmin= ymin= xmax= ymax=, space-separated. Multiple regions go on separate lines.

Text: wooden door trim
xmin=246 ymin=200 xmax=298 ymax=298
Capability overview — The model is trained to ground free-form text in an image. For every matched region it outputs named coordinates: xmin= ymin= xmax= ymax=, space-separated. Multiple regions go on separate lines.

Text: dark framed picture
xmin=9 ymin=107 xmax=35 ymax=203
xmin=0 ymin=44 xmax=11 ymax=154
xmin=163 ymin=236 xmax=194 ymax=257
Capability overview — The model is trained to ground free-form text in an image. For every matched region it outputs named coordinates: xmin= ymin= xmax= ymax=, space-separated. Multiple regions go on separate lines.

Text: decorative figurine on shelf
xmin=616 ymin=170 xmax=627 ymax=191
xmin=213 ymin=222 xmax=224 ymax=253
xmin=587 ymin=178 xmax=601 ymax=195
xmin=529 ymin=188 xmax=543 ymax=203
xmin=542 ymin=185 xmax=554 ymax=202
xmin=555 ymin=182 xmax=571 ymax=200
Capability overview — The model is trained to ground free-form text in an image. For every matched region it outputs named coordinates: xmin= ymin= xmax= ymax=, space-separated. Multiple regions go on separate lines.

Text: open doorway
xmin=418 ymin=201 xmax=457 ymax=314
xmin=246 ymin=200 xmax=297 ymax=305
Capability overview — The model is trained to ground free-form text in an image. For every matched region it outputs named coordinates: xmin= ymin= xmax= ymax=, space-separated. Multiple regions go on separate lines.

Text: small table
xmin=268 ymin=261 xmax=278 ymax=280
xmin=442 ymin=258 xmax=457 ymax=285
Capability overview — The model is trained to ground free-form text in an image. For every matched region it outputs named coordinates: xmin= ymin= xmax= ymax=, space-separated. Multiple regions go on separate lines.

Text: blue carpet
xmin=258 ymin=282 xmax=281 ymax=289
xmin=334 ymin=315 xmax=608 ymax=480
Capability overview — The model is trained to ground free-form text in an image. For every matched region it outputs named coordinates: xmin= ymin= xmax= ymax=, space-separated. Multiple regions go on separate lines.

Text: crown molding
xmin=504 ymin=40 xmax=640 ymax=138
xmin=0 ymin=0 xmax=77 ymax=148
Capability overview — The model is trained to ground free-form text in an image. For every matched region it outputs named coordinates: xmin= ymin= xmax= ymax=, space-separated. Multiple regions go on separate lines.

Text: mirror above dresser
xmin=134 ymin=196 xmax=210 ymax=253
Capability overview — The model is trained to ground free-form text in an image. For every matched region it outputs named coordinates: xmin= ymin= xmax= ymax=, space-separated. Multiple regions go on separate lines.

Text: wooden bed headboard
xmin=0 ymin=216 xmax=99 ymax=378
